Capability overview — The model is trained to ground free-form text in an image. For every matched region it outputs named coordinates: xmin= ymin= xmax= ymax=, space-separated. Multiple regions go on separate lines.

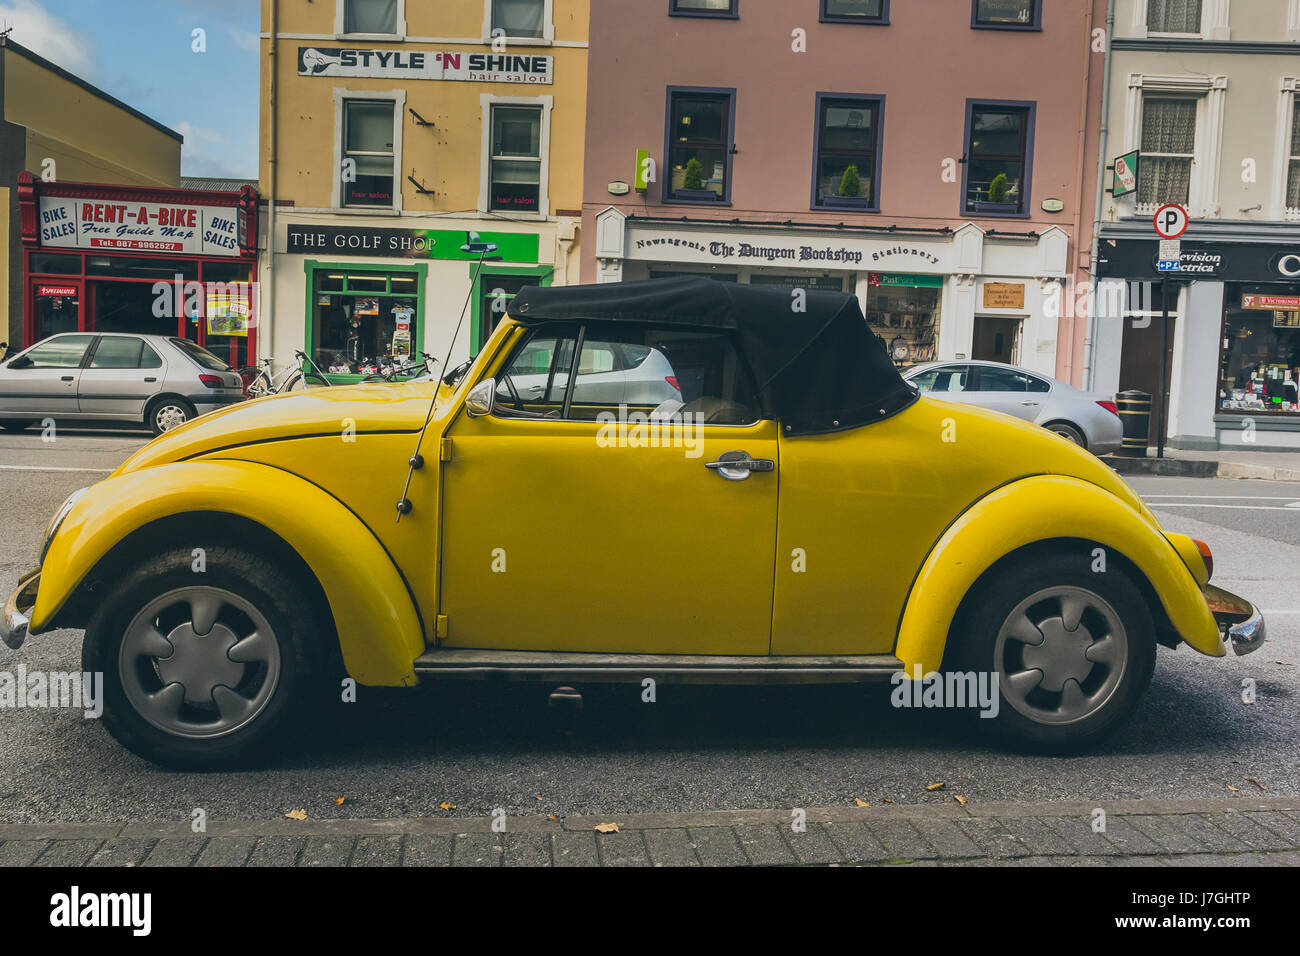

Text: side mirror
xmin=7 ymin=355 xmax=32 ymax=370
xmin=465 ymin=378 xmax=495 ymax=418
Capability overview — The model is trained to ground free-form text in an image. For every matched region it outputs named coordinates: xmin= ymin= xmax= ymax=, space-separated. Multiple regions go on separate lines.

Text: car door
xmin=966 ymin=365 xmax=1042 ymax=422
xmin=77 ymin=336 xmax=166 ymax=419
xmin=439 ymin=321 xmax=779 ymax=656
xmin=0 ymin=334 xmax=94 ymax=417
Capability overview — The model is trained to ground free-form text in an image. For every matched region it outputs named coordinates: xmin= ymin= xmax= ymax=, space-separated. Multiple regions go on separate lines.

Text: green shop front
xmin=285 ymin=223 xmax=548 ymax=383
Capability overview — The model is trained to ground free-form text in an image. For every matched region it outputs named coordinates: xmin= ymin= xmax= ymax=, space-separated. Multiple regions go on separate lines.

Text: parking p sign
xmin=1154 ymin=203 xmax=1189 ymax=240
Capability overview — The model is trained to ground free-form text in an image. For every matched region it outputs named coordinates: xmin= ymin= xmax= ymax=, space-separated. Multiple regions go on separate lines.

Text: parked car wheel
xmin=1046 ymin=421 xmax=1086 ymax=447
xmin=147 ymin=397 xmax=195 ymax=435
xmin=83 ymin=545 xmax=322 ymax=770
xmin=957 ymin=551 xmax=1156 ymax=754
xmin=0 ymin=420 xmax=32 ymax=432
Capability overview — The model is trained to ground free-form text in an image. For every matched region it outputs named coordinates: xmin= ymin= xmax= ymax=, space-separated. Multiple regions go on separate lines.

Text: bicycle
xmin=238 ymin=350 xmax=332 ymax=397
xmin=361 ymin=351 xmax=439 ymax=384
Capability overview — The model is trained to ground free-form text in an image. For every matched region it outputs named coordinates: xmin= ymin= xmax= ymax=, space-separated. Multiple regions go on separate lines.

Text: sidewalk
xmin=4 ymin=797 xmax=1299 ymax=867
xmin=1106 ymin=448 xmax=1300 ymax=481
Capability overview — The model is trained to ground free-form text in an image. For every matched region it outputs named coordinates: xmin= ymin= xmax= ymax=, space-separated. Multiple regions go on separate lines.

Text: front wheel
xmin=147 ymin=397 xmax=195 ymax=434
xmin=83 ymin=545 xmax=323 ymax=769
xmin=956 ymin=551 xmax=1156 ymax=754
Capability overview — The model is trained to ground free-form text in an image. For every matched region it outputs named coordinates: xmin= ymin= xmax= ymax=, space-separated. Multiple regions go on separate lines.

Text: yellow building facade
xmin=258 ymin=0 xmax=588 ymax=379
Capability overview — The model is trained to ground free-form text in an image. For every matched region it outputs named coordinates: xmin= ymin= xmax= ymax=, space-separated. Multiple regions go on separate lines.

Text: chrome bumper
xmin=1205 ymin=583 xmax=1266 ymax=657
xmin=2 ymin=569 xmax=39 ymax=651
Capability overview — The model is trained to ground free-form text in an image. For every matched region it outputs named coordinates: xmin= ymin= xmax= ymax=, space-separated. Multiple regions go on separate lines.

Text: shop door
xmin=1119 ymin=313 xmax=1176 ymax=446
xmin=32 ymin=283 xmax=82 ymax=340
xmin=972 ymin=316 xmax=1021 ymax=364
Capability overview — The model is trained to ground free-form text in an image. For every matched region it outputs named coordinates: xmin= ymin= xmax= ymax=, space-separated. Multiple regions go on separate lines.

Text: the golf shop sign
xmin=298 ymin=47 xmax=553 ymax=84
xmin=37 ymin=197 xmax=242 ymax=256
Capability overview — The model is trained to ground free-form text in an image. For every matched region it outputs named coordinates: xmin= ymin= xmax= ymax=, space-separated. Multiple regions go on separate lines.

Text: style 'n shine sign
xmin=298 ymin=47 xmax=553 ymax=84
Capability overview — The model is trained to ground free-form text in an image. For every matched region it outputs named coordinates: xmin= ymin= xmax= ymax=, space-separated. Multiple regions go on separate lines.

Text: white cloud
xmin=174 ymin=120 xmax=255 ymax=179
xmin=0 ymin=0 xmax=93 ymax=76
xmin=228 ymin=26 xmax=258 ymax=53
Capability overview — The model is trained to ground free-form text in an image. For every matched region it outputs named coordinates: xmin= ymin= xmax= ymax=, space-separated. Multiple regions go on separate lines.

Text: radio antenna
xmin=396 ymin=233 xmax=500 ymax=522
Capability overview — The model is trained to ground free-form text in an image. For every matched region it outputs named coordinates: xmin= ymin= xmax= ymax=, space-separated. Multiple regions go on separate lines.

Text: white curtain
xmin=1148 ymin=0 xmax=1202 ymax=34
xmin=345 ymin=0 xmax=398 ymax=34
xmin=494 ymin=0 xmax=546 ymax=37
xmin=1289 ymin=102 xmax=1300 ymax=210
xmin=1139 ymin=98 xmax=1195 ymax=205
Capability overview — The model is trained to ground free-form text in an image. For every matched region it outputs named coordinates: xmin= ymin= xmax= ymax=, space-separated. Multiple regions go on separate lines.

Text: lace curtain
xmin=1289 ymin=101 xmax=1300 ymax=210
xmin=1139 ymin=98 xmax=1196 ymax=206
xmin=1148 ymin=0 xmax=1202 ymax=34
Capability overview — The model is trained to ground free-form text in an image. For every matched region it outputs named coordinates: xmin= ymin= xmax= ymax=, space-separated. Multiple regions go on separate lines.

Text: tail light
xmin=1193 ymin=539 xmax=1214 ymax=581
xmin=199 ymin=374 xmax=224 ymax=388
xmin=1097 ymin=400 xmax=1119 ymax=416
xmin=665 ymin=376 xmax=681 ymax=392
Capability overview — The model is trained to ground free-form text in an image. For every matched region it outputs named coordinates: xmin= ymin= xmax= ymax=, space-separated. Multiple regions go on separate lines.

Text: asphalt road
xmin=1 ymin=432 xmax=1297 ymax=825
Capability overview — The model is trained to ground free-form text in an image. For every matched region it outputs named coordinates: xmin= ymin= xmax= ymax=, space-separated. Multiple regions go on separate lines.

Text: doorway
xmin=973 ymin=316 xmax=1021 ymax=364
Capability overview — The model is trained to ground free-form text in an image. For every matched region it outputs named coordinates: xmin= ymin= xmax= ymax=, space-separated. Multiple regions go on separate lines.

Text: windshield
xmin=170 ymin=338 xmax=232 ymax=372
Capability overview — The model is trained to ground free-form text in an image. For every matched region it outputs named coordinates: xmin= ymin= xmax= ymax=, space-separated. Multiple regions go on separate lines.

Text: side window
xmin=89 ymin=337 xmax=144 ymax=369
xmin=22 ymin=334 xmax=94 ymax=368
xmin=493 ymin=330 xmax=576 ymax=417
xmin=1025 ymin=373 xmax=1051 ymax=393
xmin=976 ymin=367 xmax=1033 ymax=392
xmin=911 ymin=365 xmax=970 ymax=393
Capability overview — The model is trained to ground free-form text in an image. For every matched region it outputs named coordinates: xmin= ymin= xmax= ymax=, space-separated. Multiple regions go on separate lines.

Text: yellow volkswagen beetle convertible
xmin=2 ymin=278 xmax=1264 ymax=768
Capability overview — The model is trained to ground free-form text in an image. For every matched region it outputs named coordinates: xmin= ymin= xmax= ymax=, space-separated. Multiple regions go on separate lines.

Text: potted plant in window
xmin=822 ymin=164 xmax=871 ymax=209
xmin=972 ymin=172 xmax=1021 ymax=214
xmin=674 ymin=157 xmax=721 ymax=201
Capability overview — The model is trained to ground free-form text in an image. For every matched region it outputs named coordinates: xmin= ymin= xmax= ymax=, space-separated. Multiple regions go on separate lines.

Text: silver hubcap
xmin=994 ymin=586 xmax=1127 ymax=725
xmin=155 ymin=405 xmax=188 ymax=431
xmin=119 ymin=587 xmax=281 ymax=739
xmin=1051 ymin=426 xmax=1081 ymax=444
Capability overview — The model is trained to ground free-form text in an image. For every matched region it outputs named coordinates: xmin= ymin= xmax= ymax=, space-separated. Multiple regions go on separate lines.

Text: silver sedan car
xmin=903 ymin=360 xmax=1123 ymax=455
xmin=0 ymin=332 xmax=245 ymax=435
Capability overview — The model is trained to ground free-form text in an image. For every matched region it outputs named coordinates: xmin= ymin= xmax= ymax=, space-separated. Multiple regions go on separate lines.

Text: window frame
xmin=663 ymin=86 xmax=737 ymax=206
xmin=1141 ymin=0 xmax=1205 ymax=38
xmin=483 ymin=0 xmax=555 ymax=45
xmin=810 ymin=92 xmax=886 ymax=212
xmin=1122 ymin=74 xmax=1225 ymax=219
xmin=1272 ymin=77 xmax=1300 ymax=221
xmin=971 ymin=0 xmax=1041 ymax=31
xmin=820 ymin=0 xmax=889 ymax=25
xmin=669 ymin=0 xmax=739 ymax=19
xmin=961 ymin=98 xmax=1036 ymax=220
xmin=479 ymin=94 xmax=553 ymax=218
xmin=1137 ymin=94 xmax=1197 ymax=211
xmin=335 ymin=0 xmax=406 ymax=40
xmin=333 ymin=89 xmax=406 ymax=212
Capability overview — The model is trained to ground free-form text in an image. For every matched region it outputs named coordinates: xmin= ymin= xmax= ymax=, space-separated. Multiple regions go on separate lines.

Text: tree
xmin=838 ymin=164 xmax=862 ymax=198
xmin=988 ymin=173 xmax=1010 ymax=203
xmin=683 ymin=157 xmax=704 ymax=191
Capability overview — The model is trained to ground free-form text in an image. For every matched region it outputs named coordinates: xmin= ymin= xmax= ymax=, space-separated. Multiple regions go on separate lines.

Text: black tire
xmin=146 ymin=397 xmax=196 ymax=435
xmin=1045 ymin=421 xmax=1086 ymax=448
xmin=0 ymin=420 xmax=32 ymax=432
xmin=955 ymin=550 xmax=1156 ymax=754
xmin=82 ymin=545 xmax=325 ymax=770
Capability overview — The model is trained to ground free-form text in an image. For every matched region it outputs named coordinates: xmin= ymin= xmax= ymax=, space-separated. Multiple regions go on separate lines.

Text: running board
xmin=413 ymin=649 xmax=904 ymax=685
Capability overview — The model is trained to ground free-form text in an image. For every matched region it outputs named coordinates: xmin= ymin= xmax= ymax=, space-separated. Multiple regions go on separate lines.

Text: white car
xmin=903 ymin=360 xmax=1123 ymax=455
xmin=494 ymin=338 xmax=682 ymax=411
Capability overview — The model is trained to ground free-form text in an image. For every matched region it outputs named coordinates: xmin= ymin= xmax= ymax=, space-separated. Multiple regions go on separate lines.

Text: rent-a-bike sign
xmin=37 ymin=196 xmax=242 ymax=256
xmin=298 ymin=47 xmax=553 ymax=84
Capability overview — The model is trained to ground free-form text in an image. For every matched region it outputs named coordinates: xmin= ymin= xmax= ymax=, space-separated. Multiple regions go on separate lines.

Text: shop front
xmin=591 ymin=208 xmax=1071 ymax=376
xmin=1095 ymin=231 xmax=1300 ymax=450
xmin=18 ymin=172 xmax=259 ymax=368
xmin=267 ymin=216 xmax=558 ymax=383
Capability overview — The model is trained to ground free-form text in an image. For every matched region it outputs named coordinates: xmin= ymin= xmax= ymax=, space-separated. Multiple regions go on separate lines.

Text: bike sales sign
xmin=38 ymin=197 xmax=242 ymax=256
xmin=298 ymin=47 xmax=553 ymax=84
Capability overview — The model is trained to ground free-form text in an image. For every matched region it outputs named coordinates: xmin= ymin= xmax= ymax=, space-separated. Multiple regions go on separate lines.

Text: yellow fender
xmin=34 ymin=460 xmax=424 ymax=686
xmin=896 ymin=475 xmax=1223 ymax=676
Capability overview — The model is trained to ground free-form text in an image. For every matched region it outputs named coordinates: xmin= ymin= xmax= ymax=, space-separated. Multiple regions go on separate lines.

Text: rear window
xmin=169 ymin=338 xmax=231 ymax=372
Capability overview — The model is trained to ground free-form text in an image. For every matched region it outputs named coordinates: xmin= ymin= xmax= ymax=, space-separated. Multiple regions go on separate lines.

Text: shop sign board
xmin=626 ymin=226 xmax=952 ymax=272
xmin=298 ymin=47 xmax=553 ymax=84
xmin=982 ymin=282 xmax=1026 ymax=309
xmin=1112 ymin=150 xmax=1139 ymax=198
xmin=1242 ymin=293 xmax=1300 ymax=311
xmin=38 ymin=197 xmax=242 ymax=257
xmin=36 ymin=284 xmax=78 ymax=297
xmin=286 ymin=225 xmax=539 ymax=263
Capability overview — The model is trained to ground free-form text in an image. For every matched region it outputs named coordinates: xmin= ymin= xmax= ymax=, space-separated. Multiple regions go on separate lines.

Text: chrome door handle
xmin=706 ymin=450 xmax=775 ymax=481
xmin=144 ymin=377 xmax=157 ymax=383
xmin=1020 ymin=400 xmax=1039 ymax=406
xmin=60 ymin=376 xmax=74 ymax=382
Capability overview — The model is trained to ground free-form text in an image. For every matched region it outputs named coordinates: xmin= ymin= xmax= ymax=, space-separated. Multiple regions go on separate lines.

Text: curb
xmin=1106 ymin=457 xmax=1300 ymax=481
xmin=3 ymin=795 xmax=1299 ymax=841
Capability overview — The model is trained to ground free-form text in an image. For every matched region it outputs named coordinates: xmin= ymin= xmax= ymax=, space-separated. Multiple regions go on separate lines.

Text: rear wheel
xmin=147 ymin=397 xmax=195 ymax=435
xmin=956 ymin=551 xmax=1156 ymax=753
xmin=83 ymin=545 xmax=323 ymax=770
xmin=1046 ymin=421 xmax=1085 ymax=447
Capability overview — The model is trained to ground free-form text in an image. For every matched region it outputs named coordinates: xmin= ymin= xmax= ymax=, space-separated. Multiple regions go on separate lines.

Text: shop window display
xmin=864 ymin=273 xmax=942 ymax=367
xmin=1219 ymin=283 xmax=1300 ymax=415
xmin=312 ymin=269 xmax=419 ymax=377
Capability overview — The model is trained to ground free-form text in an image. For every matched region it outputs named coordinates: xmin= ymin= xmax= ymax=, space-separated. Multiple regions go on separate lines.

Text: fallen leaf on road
xmin=1245 ymin=777 xmax=1266 ymax=791
xmin=285 ymin=809 xmax=307 ymax=821
xmin=854 ymin=798 xmax=870 ymax=807
xmin=1227 ymin=785 xmax=1239 ymax=792
xmin=954 ymin=795 xmax=968 ymax=806
xmin=334 ymin=797 xmax=347 ymax=805
xmin=882 ymin=798 xmax=893 ymax=804
xmin=535 ymin=796 xmax=543 ymax=801
xmin=1275 ymin=661 xmax=1291 ymax=665
xmin=926 ymin=782 xmax=945 ymax=792
xmin=547 ymin=815 xmax=560 ymax=821
xmin=439 ymin=801 xmax=457 ymax=810
xmin=594 ymin=823 xmax=620 ymax=833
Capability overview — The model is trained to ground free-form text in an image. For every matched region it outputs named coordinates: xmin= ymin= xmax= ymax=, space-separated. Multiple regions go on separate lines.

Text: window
xmin=1147 ymin=0 xmax=1201 ymax=34
xmin=670 ymin=0 xmax=738 ymax=17
xmin=813 ymin=95 xmax=883 ymax=209
xmin=22 ymin=334 xmax=93 ymax=368
xmin=1139 ymin=97 xmax=1196 ymax=208
xmin=479 ymin=274 xmax=543 ymax=348
xmin=821 ymin=0 xmax=887 ymax=23
xmin=666 ymin=88 xmax=734 ymax=203
xmin=310 ymin=269 xmax=420 ymax=376
xmin=342 ymin=99 xmax=396 ymax=207
xmin=1218 ymin=284 xmax=1300 ymax=416
xmin=495 ymin=330 xmax=575 ymax=417
xmin=910 ymin=365 xmax=971 ymax=393
xmin=492 ymin=0 xmax=546 ymax=38
xmin=976 ymin=367 xmax=1048 ymax=392
xmin=963 ymin=102 xmax=1034 ymax=217
xmin=489 ymin=105 xmax=543 ymax=212
xmin=1287 ymin=100 xmax=1300 ymax=213
xmin=972 ymin=0 xmax=1040 ymax=29
xmin=170 ymin=338 xmax=230 ymax=372
xmin=344 ymin=0 xmax=398 ymax=35
xmin=89 ymin=337 xmax=148 ymax=369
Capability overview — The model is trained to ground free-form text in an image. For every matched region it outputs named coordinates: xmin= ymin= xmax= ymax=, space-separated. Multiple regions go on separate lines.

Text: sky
xmin=0 ymin=0 xmax=259 ymax=179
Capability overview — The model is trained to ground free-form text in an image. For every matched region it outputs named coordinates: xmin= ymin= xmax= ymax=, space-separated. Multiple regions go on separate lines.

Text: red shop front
xmin=18 ymin=171 xmax=260 ymax=369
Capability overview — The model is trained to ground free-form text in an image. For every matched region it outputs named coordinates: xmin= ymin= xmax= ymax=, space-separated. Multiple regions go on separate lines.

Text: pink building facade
xmin=580 ymin=0 xmax=1106 ymax=386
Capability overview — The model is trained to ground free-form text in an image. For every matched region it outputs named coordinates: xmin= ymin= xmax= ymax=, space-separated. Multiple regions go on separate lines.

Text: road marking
xmin=1143 ymin=495 xmax=1300 ymax=500
xmin=1149 ymin=503 xmax=1300 ymax=511
xmin=0 ymin=465 xmax=112 ymax=473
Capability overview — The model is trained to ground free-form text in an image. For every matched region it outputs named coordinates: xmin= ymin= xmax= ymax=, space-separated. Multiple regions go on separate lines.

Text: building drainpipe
xmin=1083 ymin=0 xmax=1116 ymax=393
xmin=263 ymin=0 xmax=278 ymax=363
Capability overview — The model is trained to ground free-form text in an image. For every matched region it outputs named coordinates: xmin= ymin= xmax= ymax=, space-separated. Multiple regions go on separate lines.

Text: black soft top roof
xmin=509 ymin=277 xmax=917 ymax=435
